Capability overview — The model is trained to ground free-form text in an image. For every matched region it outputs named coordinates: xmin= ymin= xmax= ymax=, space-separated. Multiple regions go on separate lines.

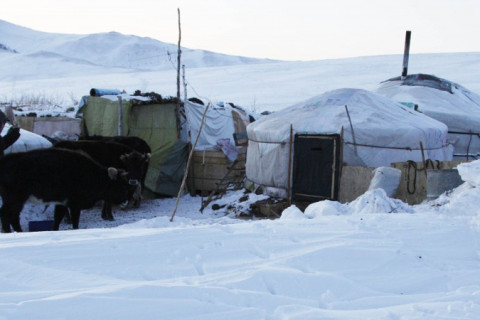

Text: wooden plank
xmin=188 ymin=149 xmax=246 ymax=193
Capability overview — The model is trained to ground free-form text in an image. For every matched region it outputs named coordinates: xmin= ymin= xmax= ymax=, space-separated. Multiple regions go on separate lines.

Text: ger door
xmin=291 ymin=134 xmax=341 ymax=203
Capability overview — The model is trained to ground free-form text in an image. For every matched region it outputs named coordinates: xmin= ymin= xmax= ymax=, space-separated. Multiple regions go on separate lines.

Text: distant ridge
xmin=0 ymin=19 xmax=277 ymax=71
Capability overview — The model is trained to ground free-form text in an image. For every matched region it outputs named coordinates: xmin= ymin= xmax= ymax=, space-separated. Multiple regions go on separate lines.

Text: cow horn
xmin=145 ymin=153 xmax=151 ymax=160
xmin=108 ymin=167 xmax=118 ymax=180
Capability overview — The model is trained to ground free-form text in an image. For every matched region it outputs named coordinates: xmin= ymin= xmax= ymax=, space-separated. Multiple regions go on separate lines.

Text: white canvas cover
xmin=184 ymin=100 xmax=251 ymax=151
xmin=246 ymin=88 xmax=452 ymax=194
xmin=376 ymin=74 xmax=480 ymax=160
xmin=2 ymin=123 xmax=52 ymax=154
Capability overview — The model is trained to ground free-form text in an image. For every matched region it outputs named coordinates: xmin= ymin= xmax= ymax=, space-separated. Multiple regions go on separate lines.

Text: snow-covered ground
xmin=4 ymin=168 xmax=480 ymax=319
xmin=1 ymin=21 xmax=480 ymax=319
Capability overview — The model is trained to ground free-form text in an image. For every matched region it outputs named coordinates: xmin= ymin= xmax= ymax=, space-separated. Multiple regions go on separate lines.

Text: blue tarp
xmin=90 ymin=88 xmax=122 ymax=97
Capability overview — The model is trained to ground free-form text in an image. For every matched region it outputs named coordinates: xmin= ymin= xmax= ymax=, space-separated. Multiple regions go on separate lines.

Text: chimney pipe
xmin=401 ymin=30 xmax=411 ymax=79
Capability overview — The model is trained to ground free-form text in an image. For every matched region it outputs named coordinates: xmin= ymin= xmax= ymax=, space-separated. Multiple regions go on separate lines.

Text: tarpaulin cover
xmin=184 ymin=100 xmax=251 ymax=150
xmin=383 ymin=74 xmax=454 ymax=93
xmin=376 ymin=74 xmax=480 ymax=159
xmin=79 ymin=96 xmax=187 ymax=196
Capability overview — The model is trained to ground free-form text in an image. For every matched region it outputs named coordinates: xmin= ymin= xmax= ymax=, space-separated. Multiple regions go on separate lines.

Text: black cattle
xmin=0 ymin=109 xmax=21 ymax=156
xmin=82 ymin=135 xmax=151 ymax=193
xmin=0 ymin=148 xmax=131 ymax=232
xmin=83 ymin=135 xmax=151 ymax=154
xmin=0 ymin=126 xmax=20 ymax=156
xmin=54 ymin=140 xmax=150 ymax=220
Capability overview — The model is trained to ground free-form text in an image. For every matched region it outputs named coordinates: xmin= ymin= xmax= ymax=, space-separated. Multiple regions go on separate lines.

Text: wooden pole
xmin=182 ymin=64 xmax=187 ymax=102
xmin=117 ymin=96 xmax=123 ymax=136
xmin=466 ymin=130 xmax=473 ymax=161
xmin=287 ymin=124 xmax=293 ymax=206
xmin=345 ymin=105 xmax=357 ymax=156
xmin=170 ymin=102 xmax=211 ymax=222
xmin=175 ymin=8 xmax=182 ymax=138
xmin=419 ymin=141 xmax=427 ymax=178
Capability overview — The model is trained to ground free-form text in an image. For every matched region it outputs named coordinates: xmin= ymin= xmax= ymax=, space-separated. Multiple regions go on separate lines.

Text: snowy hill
xmin=0 ymin=19 xmax=275 ymax=71
xmin=2 ymin=50 xmax=480 ymax=112
xmin=1 ymin=20 xmax=480 ymax=112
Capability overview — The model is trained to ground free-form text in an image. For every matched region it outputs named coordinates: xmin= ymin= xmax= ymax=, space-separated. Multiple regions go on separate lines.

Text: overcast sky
xmin=3 ymin=0 xmax=479 ymax=61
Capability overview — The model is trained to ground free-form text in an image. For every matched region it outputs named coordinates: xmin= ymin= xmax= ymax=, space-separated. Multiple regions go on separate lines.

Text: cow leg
xmin=0 ymin=206 xmax=11 ymax=233
xmin=63 ymin=209 xmax=72 ymax=224
xmin=101 ymin=201 xmax=108 ymax=220
xmin=132 ymin=184 xmax=142 ymax=208
xmin=101 ymin=201 xmax=114 ymax=221
xmin=0 ymin=201 xmax=24 ymax=233
xmin=10 ymin=213 xmax=23 ymax=233
xmin=70 ymin=208 xmax=81 ymax=229
xmin=140 ymin=162 xmax=148 ymax=201
xmin=132 ymin=197 xmax=141 ymax=208
xmin=53 ymin=205 xmax=68 ymax=231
